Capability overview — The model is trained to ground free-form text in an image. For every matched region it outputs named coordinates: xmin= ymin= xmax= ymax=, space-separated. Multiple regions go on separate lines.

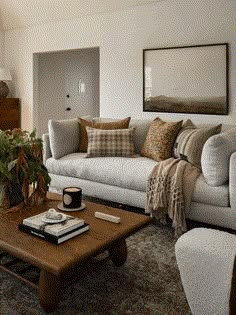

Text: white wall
xmin=3 ymin=0 xmax=236 ymax=131
xmin=36 ymin=52 xmax=65 ymax=136
xmin=0 ymin=31 xmax=4 ymax=65
xmin=0 ymin=9 xmax=4 ymax=66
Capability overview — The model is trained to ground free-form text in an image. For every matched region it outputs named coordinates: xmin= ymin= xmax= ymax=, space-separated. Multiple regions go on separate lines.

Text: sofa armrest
xmin=229 ymin=151 xmax=236 ymax=209
xmin=42 ymin=133 xmax=52 ymax=164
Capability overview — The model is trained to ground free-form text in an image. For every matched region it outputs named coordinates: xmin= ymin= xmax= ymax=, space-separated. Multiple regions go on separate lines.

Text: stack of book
xmin=19 ymin=211 xmax=89 ymax=244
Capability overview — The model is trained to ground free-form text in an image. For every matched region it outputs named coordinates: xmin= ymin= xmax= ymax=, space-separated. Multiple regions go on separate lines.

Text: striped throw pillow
xmin=173 ymin=120 xmax=222 ymax=168
xmin=86 ymin=127 xmax=136 ymax=157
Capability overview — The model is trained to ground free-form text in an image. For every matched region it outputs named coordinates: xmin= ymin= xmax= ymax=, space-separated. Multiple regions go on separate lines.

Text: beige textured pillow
xmin=86 ymin=127 xmax=135 ymax=157
xmin=173 ymin=119 xmax=222 ymax=168
xmin=141 ymin=117 xmax=183 ymax=162
xmin=79 ymin=117 xmax=131 ymax=152
xmin=201 ymin=128 xmax=236 ymax=186
xmin=48 ymin=118 xmax=80 ymax=159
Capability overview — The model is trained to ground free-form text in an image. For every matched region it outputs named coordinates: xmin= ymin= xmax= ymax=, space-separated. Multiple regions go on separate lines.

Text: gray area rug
xmin=0 ymin=197 xmax=196 ymax=315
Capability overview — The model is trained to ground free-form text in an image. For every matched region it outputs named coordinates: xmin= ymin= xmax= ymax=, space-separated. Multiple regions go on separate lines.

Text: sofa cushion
xmin=86 ymin=127 xmax=135 ymax=157
xmin=192 ymin=174 xmax=229 ymax=207
xmin=173 ymin=119 xmax=222 ymax=168
xmin=46 ymin=154 xmax=229 ymax=206
xmin=201 ymin=127 xmax=236 ymax=186
xmin=141 ymin=117 xmax=182 ymax=162
xmin=79 ymin=117 xmax=131 ymax=152
xmin=48 ymin=118 xmax=80 ymax=159
xmin=46 ymin=154 xmax=157 ymax=192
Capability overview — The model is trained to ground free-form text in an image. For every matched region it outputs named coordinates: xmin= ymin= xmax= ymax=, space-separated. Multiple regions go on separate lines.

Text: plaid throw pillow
xmin=78 ymin=117 xmax=131 ymax=152
xmin=86 ymin=127 xmax=135 ymax=157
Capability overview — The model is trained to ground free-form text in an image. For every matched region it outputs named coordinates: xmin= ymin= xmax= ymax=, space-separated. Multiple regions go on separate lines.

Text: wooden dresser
xmin=0 ymin=98 xmax=20 ymax=130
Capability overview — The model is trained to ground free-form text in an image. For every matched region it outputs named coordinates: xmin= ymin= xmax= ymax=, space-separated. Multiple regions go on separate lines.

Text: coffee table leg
xmin=38 ymin=270 xmax=62 ymax=312
xmin=109 ymin=238 xmax=127 ymax=267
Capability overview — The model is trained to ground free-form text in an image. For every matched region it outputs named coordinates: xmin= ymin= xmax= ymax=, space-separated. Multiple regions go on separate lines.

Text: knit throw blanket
xmin=145 ymin=158 xmax=201 ymax=236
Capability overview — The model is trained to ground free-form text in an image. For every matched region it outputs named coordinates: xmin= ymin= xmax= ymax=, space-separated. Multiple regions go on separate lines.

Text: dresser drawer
xmin=0 ymin=109 xmax=18 ymax=121
xmin=0 ymin=98 xmax=20 ymax=130
xmin=0 ymin=98 xmax=18 ymax=108
xmin=0 ymin=120 xmax=19 ymax=130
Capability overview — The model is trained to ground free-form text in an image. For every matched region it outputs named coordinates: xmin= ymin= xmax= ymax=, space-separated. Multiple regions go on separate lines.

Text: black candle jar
xmin=63 ymin=187 xmax=82 ymax=209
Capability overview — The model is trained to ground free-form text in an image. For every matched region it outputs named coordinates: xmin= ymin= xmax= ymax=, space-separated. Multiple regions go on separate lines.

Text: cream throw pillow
xmin=201 ymin=127 xmax=236 ymax=186
xmin=48 ymin=118 xmax=80 ymax=159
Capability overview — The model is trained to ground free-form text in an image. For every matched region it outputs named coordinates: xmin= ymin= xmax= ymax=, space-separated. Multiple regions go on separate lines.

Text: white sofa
xmin=42 ymin=118 xmax=236 ymax=231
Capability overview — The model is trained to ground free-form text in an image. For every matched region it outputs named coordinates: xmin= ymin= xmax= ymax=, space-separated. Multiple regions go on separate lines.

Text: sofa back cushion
xmin=79 ymin=117 xmax=131 ymax=152
xmin=48 ymin=118 xmax=80 ymax=159
xmin=201 ymin=127 xmax=236 ymax=186
xmin=173 ymin=119 xmax=222 ymax=169
xmin=129 ymin=119 xmax=153 ymax=153
xmin=141 ymin=117 xmax=183 ymax=162
xmin=86 ymin=127 xmax=135 ymax=157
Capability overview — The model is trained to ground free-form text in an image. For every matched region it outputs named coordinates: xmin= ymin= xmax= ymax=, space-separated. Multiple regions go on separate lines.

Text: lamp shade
xmin=0 ymin=68 xmax=12 ymax=81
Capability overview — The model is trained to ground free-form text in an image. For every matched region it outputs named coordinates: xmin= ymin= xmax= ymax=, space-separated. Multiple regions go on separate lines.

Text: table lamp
xmin=0 ymin=68 xmax=12 ymax=98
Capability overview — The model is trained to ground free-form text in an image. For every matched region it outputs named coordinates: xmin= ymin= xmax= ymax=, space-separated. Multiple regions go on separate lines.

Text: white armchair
xmin=175 ymin=228 xmax=236 ymax=315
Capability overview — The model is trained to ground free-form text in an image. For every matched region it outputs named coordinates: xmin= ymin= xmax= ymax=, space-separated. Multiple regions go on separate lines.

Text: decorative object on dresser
xmin=0 ymin=68 xmax=12 ymax=98
xmin=0 ymin=98 xmax=20 ymax=130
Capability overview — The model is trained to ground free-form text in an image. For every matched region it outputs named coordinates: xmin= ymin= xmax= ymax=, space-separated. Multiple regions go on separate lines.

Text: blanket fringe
xmin=145 ymin=158 xmax=200 ymax=237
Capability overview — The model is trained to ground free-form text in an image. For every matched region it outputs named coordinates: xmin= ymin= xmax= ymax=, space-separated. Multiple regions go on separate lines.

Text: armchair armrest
xmin=175 ymin=228 xmax=236 ymax=315
xmin=42 ymin=133 xmax=52 ymax=164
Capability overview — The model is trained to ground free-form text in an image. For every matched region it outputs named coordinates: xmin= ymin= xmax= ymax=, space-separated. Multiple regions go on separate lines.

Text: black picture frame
xmin=143 ymin=43 xmax=229 ymax=115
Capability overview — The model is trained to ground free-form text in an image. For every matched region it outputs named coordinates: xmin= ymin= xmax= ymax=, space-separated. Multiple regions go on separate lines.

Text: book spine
xmin=19 ymin=224 xmax=89 ymax=245
xmin=57 ymin=225 xmax=89 ymax=244
xmin=19 ymin=224 xmax=58 ymax=243
xmin=22 ymin=219 xmax=85 ymax=237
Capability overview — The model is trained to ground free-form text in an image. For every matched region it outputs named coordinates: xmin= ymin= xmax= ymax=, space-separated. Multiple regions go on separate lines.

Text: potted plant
xmin=0 ymin=128 xmax=51 ymax=210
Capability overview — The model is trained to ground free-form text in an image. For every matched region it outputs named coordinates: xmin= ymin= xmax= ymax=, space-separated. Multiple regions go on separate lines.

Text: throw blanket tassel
xmin=168 ymin=184 xmax=186 ymax=236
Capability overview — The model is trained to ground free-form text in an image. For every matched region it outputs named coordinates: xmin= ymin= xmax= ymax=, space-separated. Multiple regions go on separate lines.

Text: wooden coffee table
xmin=0 ymin=193 xmax=152 ymax=312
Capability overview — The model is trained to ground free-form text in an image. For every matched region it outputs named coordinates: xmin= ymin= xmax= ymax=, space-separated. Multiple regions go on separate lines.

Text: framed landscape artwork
xmin=143 ymin=43 xmax=229 ymax=115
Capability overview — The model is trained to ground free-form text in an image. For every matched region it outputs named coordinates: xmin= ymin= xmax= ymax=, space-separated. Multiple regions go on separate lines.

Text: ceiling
xmin=0 ymin=0 xmax=164 ymax=31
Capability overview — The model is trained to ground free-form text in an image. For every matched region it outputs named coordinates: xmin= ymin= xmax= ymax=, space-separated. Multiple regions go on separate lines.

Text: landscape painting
xmin=143 ymin=43 xmax=228 ymax=115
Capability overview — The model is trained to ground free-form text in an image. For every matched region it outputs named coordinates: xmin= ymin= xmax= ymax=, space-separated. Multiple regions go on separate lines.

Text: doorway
xmin=33 ymin=47 xmax=100 ymax=136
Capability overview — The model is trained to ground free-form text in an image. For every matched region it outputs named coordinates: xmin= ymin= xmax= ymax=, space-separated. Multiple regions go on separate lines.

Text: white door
xmin=64 ymin=48 xmax=100 ymax=119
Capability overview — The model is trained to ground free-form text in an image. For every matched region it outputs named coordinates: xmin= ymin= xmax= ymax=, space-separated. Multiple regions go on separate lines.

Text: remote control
xmin=95 ymin=211 xmax=121 ymax=223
